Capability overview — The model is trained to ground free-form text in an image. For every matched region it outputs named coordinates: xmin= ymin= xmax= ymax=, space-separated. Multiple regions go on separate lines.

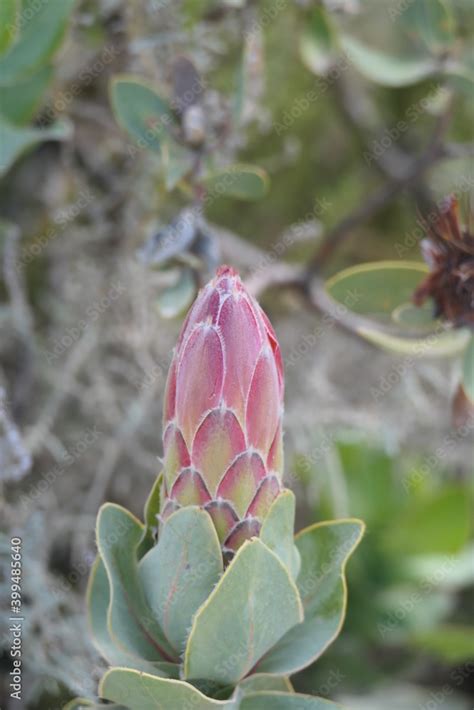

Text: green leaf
xmin=214 ymin=676 xmax=294 ymax=703
xmin=382 ymin=488 xmax=470 ymax=556
xmin=87 ymin=554 xmax=131 ymax=666
xmin=391 ymin=301 xmax=438 ymax=329
xmin=156 ymin=267 xmax=196 ymax=319
xmin=100 ymin=668 xmax=236 ymax=710
xmin=96 ymin=503 xmax=178 ymax=663
xmin=357 ymin=324 xmax=470 ymax=357
xmin=300 ymin=6 xmax=338 ymax=76
xmin=203 ymin=164 xmax=269 ymax=201
xmin=137 ymin=472 xmax=163 ymax=559
xmin=0 ymin=0 xmax=75 ymax=84
xmin=238 ymin=675 xmax=293 ymax=695
xmin=86 ymin=554 xmax=177 ymax=676
xmin=340 ymin=35 xmax=437 ymax=87
xmin=0 ymin=0 xmax=18 ymax=55
xmin=110 ymin=76 xmax=174 ymax=152
xmin=241 ymin=693 xmax=341 ymax=709
xmin=410 ymin=625 xmax=474 ymax=663
xmin=137 ymin=472 xmax=163 ymax=560
xmin=325 ymin=260 xmax=471 ymax=356
xmin=143 ymin=473 xmax=163 ymax=530
xmin=326 ymin=261 xmax=430 ymax=322
xmin=184 ymin=538 xmax=304 ymax=685
xmin=161 ymin=138 xmax=194 ymax=190
xmin=0 ymin=116 xmax=71 ymax=176
xmin=260 ymin=490 xmax=300 ymax=580
xmin=139 ymin=507 xmax=223 ymax=654
xmin=0 ymin=64 xmax=52 ymax=124
xmin=401 ymin=0 xmax=455 ymax=52
xmin=462 ymin=335 xmax=474 ymax=402
xmin=256 ymin=520 xmax=364 ymax=675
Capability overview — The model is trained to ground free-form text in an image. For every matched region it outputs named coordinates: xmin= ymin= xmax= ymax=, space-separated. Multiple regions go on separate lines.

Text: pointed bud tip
xmin=213 ymin=264 xmax=246 ymax=295
xmin=216 ymin=264 xmax=239 ymax=278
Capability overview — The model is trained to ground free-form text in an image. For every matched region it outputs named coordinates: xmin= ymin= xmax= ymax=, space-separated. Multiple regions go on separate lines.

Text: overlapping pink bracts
xmin=161 ymin=266 xmax=284 ymax=553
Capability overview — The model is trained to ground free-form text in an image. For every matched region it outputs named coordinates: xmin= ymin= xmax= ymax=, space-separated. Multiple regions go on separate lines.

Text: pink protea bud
xmin=161 ymin=266 xmax=284 ymax=554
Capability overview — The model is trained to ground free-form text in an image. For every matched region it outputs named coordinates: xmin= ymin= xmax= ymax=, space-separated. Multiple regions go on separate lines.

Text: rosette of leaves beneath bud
xmin=160 ymin=266 xmax=286 ymax=556
xmin=72 ymin=267 xmax=364 ymax=710
xmin=75 ymin=494 xmax=363 ymax=710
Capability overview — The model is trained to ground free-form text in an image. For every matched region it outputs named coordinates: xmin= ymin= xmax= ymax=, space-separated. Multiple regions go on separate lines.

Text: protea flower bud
xmin=161 ymin=265 xmax=284 ymax=553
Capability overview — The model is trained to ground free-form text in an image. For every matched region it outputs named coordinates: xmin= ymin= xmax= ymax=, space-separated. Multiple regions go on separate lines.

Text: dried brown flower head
xmin=413 ymin=195 xmax=474 ymax=328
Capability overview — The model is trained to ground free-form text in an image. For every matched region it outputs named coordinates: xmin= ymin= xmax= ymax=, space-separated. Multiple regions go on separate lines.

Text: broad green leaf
xmin=161 ymin=136 xmax=194 ymax=190
xmin=96 ymin=503 xmax=178 ymax=663
xmin=100 ymin=668 xmax=236 ymax=710
xmin=0 ymin=0 xmax=75 ymax=84
xmin=391 ymin=301 xmax=437 ymax=330
xmin=382 ymin=488 xmax=470 ymax=556
xmin=0 ymin=116 xmax=71 ymax=176
xmin=326 ymin=261 xmax=430 ymax=323
xmin=86 ymin=555 xmax=178 ymax=677
xmin=203 ymin=164 xmax=269 ymax=201
xmin=0 ymin=64 xmax=52 ymax=124
xmin=462 ymin=335 xmax=474 ymax=402
xmin=184 ymin=538 xmax=304 ymax=685
xmin=110 ymin=76 xmax=174 ymax=152
xmin=340 ymin=35 xmax=437 ymax=87
xmin=214 ymin=674 xmax=293 ymax=702
xmin=401 ymin=0 xmax=455 ymax=52
xmin=156 ymin=267 xmax=196 ymax=319
xmin=256 ymin=520 xmax=364 ymax=675
xmin=0 ymin=0 xmax=18 ymax=55
xmin=325 ymin=260 xmax=471 ymax=356
xmin=357 ymin=324 xmax=470 ymax=357
xmin=260 ymin=490 xmax=300 ymax=580
xmin=300 ymin=6 xmax=338 ymax=76
xmin=238 ymin=675 xmax=293 ymax=695
xmin=241 ymin=693 xmax=341 ymax=709
xmin=139 ymin=507 xmax=223 ymax=653
xmin=87 ymin=554 xmax=133 ymax=666
xmin=410 ymin=625 xmax=474 ymax=663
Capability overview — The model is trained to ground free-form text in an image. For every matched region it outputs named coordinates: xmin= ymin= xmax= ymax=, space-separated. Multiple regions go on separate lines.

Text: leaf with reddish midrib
xmin=139 ymin=506 xmax=223 ymax=654
xmin=97 ymin=503 xmax=178 ymax=663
